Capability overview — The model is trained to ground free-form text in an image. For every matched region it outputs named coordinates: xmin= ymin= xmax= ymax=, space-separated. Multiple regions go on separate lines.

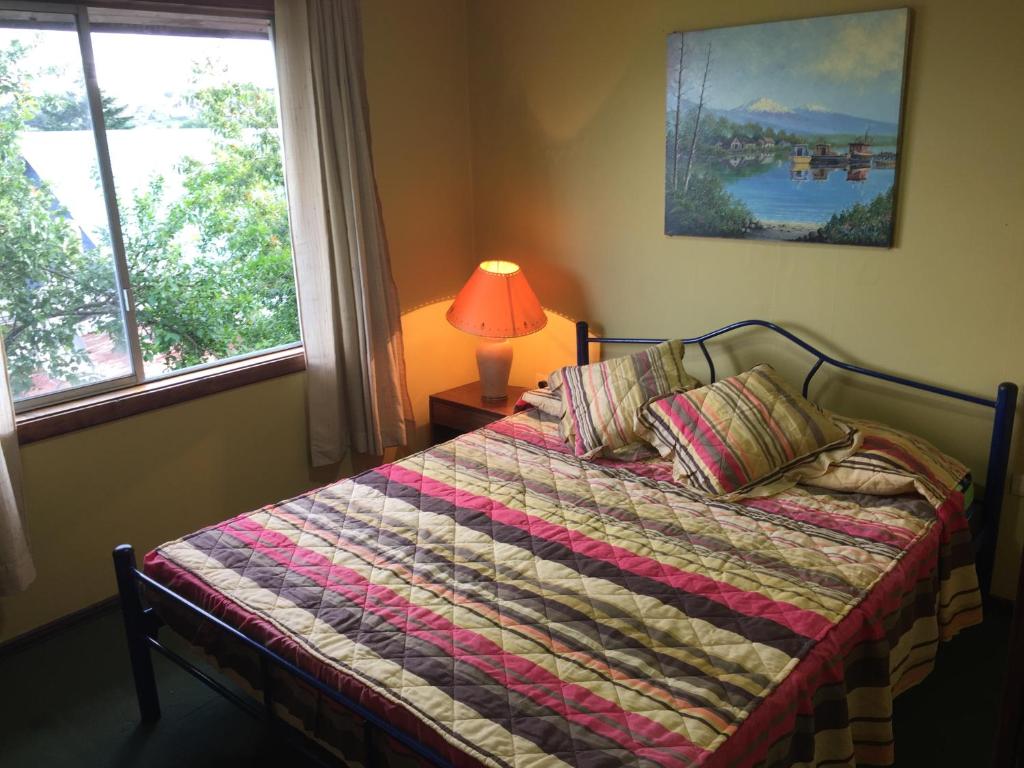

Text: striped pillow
xmin=549 ymin=339 xmax=701 ymax=459
xmin=517 ymin=387 xmax=564 ymax=418
xmin=801 ymin=416 xmax=969 ymax=507
xmin=638 ymin=364 xmax=860 ymax=498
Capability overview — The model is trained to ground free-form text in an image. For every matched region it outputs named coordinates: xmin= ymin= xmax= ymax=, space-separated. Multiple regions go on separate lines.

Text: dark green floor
xmin=0 ymin=606 xmax=1011 ymax=767
xmin=0 ymin=608 xmax=315 ymax=767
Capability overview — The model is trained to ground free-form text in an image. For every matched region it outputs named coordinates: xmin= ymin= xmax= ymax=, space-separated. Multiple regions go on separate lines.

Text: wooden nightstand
xmin=429 ymin=381 xmax=528 ymax=445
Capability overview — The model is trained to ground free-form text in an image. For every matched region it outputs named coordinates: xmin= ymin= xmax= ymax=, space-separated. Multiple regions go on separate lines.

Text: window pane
xmin=0 ymin=19 xmax=133 ymax=401
xmin=91 ymin=29 xmax=299 ymax=378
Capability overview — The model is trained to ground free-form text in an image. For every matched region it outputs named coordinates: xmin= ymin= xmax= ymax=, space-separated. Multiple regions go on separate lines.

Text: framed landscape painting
xmin=664 ymin=9 xmax=910 ymax=247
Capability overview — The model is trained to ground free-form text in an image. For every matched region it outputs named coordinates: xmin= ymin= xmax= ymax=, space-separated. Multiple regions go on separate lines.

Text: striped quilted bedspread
xmin=145 ymin=408 xmax=981 ymax=767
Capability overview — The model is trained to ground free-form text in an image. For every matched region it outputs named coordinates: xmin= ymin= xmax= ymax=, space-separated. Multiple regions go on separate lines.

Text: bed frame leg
xmin=979 ymin=382 xmax=1018 ymax=598
xmin=113 ymin=544 xmax=161 ymax=722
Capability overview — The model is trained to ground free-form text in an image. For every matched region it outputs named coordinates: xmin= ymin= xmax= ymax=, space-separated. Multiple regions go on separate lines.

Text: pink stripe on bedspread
xmin=746 ymin=496 xmax=919 ymax=548
xmin=379 ymin=463 xmax=834 ymax=640
xmin=218 ymin=514 xmax=709 ymax=766
xmin=710 ymin=490 xmax=972 ymax=766
xmin=142 ymin=548 xmax=482 ymax=768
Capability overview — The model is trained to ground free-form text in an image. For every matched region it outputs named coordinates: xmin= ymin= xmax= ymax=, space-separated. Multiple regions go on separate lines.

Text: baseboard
xmin=0 ymin=595 xmax=119 ymax=657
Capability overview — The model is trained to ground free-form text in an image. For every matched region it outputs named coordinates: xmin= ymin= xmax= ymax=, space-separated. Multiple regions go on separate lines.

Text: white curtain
xmin=274 ymin=0 xmax=412 ymax=466
xmin=0 ymin=337 xmax=35 ymax=595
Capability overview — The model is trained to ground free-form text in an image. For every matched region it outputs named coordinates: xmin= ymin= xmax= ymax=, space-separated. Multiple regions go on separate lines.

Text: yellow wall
xmin=0 ymin=0 xmax=480 ymax=644
xmin=362 ymin=0 xmax=478 ymax=310
xmin=465 ymin=0 xmax=1024 ymax=596
xmin=1 ymin=374 xmax=319 ymax=642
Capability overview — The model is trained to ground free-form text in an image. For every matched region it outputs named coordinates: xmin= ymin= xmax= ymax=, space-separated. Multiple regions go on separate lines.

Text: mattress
xmin=145 ymin=408 xmax=981 ymax=767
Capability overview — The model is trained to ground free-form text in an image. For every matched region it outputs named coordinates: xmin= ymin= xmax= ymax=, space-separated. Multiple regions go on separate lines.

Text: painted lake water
xmin=710 ymin=148 xmax=896 ymax=224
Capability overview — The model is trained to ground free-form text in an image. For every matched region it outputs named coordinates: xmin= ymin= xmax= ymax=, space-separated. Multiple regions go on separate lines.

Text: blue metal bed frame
xmin=112 ymin=318 xmax=1017 ymax=767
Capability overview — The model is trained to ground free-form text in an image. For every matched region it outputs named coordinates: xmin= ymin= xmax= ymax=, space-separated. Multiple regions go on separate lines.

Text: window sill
xmin=16 ymin=347 xmax=306 ymax=446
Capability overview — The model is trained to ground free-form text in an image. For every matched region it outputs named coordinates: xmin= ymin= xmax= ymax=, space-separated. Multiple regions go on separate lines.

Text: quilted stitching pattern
xmin=519 ymin=387 xmax=564 ymax=418
xmin=551 ymin=339 xmax=701 ymax=459
xmin=638 ymin=364 xmax=859 ymax=498
xmin=804 ymin=415 xmax=969 ymax=507
xmin=149 ymin=408 xmax=977 ymax=768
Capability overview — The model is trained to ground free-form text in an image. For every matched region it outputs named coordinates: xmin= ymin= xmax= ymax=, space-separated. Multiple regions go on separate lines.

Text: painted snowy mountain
xmin=711 ymin=97 xmax=898 ymax=137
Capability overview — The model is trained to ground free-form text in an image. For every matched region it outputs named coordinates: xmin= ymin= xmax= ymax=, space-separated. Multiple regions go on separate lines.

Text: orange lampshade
xmin=446 ymin=261 xmax=547 ymax=339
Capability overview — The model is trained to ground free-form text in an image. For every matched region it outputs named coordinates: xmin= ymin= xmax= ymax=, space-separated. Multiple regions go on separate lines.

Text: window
xmin=0 ymin=5 xmax=299 ymax=411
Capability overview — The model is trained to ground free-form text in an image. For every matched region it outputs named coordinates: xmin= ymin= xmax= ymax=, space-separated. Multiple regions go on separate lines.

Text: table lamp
xmin=446 ymin=260 xmax=547 ymax=400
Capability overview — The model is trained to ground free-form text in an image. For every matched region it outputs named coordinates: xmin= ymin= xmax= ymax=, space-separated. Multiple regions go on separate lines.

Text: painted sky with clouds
xmin=667 ymin=9 xmax=908 ymax=123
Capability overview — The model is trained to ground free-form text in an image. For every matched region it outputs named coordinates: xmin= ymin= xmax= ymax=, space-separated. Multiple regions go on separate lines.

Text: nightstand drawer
xmin=429 ymin=400 xmax=501 ymax=434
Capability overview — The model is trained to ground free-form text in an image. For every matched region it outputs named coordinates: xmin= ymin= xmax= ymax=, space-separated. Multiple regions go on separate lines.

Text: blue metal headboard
xmin=575 ymin=319 xmax=1018 ymax=597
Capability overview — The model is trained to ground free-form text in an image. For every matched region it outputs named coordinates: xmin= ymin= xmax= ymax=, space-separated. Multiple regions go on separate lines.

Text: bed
xmin=114 ymin=320 xmax=1017 ymax=768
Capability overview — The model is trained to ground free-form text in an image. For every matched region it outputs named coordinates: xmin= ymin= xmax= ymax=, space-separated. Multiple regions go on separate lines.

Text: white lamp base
xmin=476 ymin=339 xmax=513 ymax=400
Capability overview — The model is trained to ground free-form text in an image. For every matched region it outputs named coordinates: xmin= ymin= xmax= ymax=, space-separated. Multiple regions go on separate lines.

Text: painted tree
xmin=682 ymin=42 xmax=712 ymax=194
xmin=669 ymin=32 xmax=686 ymax=191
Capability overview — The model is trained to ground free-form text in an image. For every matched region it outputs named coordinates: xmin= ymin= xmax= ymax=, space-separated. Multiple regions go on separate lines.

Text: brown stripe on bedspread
xmin=182 ymin=527 xmax=673 ymax=765
xmin=740 ymin=499 xmax=982 ymax=767
xmin=432 ymin=443 xmax=869 ymax=601
xmin=352 ymin=467 xmax=815 ymax=657
xmin=273 ymin=494 xmax=766 ymax=709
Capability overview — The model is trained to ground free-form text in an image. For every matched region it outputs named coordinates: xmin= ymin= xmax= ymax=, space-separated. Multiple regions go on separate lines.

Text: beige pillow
xmin=519 ymin=387 xmax=564 ymax=418
xmin=801 ymin=416 xmax=969 ymax=508
xmin=548 ymin=339 xmax=701 ymax=459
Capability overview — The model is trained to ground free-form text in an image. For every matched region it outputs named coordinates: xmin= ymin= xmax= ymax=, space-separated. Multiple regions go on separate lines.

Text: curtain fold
xmin=0 ymin=336 xmax=35 ymax=595
xmin=274 ymin=0 xmax=412 ymax=466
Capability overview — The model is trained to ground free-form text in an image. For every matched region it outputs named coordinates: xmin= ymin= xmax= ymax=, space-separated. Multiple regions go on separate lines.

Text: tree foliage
xmin=805 ymin=187 xmax=894 ymax=246
xmin=118 ymin=80 xmax=297 ymax=368
xmin=27 ymin=89 xmax=134 ymax=130
xmin=0 ymin=42 xmax=298 ymax=397
xmin=665 ymin=174 xmax=753 ymax=237
xmin=0 ymin=42 xmax=121 ymax=393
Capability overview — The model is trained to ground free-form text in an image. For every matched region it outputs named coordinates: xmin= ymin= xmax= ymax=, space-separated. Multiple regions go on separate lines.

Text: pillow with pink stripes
xmin=637 ymin=364 xmax=860 ymax=498
xmin=549 ymin=339 xmax=701 ymax=459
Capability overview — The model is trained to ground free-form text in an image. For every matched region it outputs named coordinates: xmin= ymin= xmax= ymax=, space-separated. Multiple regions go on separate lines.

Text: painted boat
xmin=848 ymin=138 xmax=873 ymax=163
xmin=790 ymin=144 xmax=811 ymax=168
xmin=810 ymin=154 xmax=849 ymax=167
